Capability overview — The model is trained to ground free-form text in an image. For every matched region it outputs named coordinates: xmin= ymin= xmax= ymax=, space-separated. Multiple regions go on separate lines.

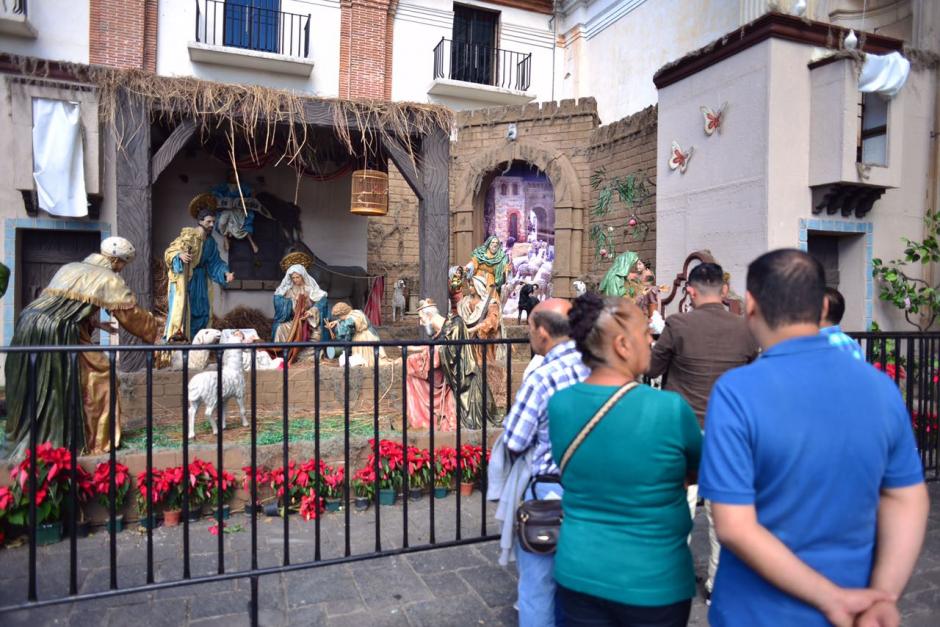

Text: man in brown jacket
xmin=647 ymin=261 xmax=758 ymax=603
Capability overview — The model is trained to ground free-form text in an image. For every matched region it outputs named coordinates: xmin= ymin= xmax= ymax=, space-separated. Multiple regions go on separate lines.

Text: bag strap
xmin=558 ymin=381 xmax=638 ymax=475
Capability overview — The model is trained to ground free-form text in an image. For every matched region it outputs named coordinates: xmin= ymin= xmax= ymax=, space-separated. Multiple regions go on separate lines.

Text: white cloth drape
xmin=32 ymin=98 xmax=87 ymax=217
xmin=858 ymin=51 xmax=910 ymax=98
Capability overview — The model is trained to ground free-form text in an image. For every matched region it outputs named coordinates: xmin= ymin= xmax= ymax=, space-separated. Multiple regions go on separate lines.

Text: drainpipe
xmin=550 ymin=1 xmax=559 ymax=101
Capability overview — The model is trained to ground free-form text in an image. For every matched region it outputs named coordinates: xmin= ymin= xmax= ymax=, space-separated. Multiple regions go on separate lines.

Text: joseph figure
xmin=163 ymin=200 xmax=235 ymax=341
xmin=4 ymin=237 xmax=159 ymax=457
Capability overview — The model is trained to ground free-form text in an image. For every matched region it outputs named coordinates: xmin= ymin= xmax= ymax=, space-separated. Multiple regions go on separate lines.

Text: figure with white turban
xmin=4 ymin=237 xmax=160 ymax=457
xmin=272 ymin=258 xmax=329 ymax=366
xmin=326 ymin=302 xmax=388 ymax=368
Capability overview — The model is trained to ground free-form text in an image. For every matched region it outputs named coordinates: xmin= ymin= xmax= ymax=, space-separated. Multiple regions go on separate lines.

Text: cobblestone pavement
xmin=1 ymin=482 xmax=939 ymax=626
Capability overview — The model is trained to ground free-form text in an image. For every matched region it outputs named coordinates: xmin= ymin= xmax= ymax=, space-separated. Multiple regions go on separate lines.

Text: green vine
xmin=589 ymin=169 xmax=654 ymax=260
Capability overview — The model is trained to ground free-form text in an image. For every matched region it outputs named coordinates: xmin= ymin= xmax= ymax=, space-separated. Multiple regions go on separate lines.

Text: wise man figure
xmin=163 ymin=196 xmax=235 ymax=342
xmin=326 ymin=302 xmax=388 ymax=367
xmin=416 ymin=298 xmax=497 ymax=430
xmin=5 ymin=237 xmax=160 ymax=457
xmin=405 ymin=299 xmax=457 ymax=431
xmin=459 ymin=274 xmax=503 ymax=366
xmin=466 ymin=235 xmax=513 ymax=292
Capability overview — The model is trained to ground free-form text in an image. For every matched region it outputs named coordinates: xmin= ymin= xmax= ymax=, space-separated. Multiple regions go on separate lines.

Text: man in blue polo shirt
xmin=699 ymin=249 xmax=929 ymax=627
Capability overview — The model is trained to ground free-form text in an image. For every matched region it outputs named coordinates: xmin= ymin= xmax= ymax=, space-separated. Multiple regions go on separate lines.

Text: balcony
xmin=0 ymin=0 xmax=37 ymax=39
xmin=189 ymin=0 xmax=313 ymax=77
xmin=429 ymin=38 xmax=534 ymax=106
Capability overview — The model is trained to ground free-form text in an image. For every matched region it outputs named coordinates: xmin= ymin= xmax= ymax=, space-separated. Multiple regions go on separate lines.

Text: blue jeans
xmin=515 ymin=481 xmax=565 ymax=627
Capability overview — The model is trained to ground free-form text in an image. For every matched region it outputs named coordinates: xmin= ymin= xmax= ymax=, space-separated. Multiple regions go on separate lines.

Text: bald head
xmin=529 ymin=298 xmax=572 ymax=356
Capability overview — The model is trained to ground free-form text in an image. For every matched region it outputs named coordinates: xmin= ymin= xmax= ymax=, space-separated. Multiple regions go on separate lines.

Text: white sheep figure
xmin=187 ymin=331 xmax=248 ymax=439
xmin=392 ymin=279 xmax=407 ymax=322
xmin=170 ymin=328 xmax=222 ymax=370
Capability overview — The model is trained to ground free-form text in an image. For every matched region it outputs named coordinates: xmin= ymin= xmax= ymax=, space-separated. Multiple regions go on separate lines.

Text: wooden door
xmin=18 ymin=229 xmax=100 ymax=315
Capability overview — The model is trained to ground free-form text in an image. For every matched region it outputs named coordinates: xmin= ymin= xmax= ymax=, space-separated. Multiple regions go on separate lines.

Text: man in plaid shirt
xmin=502 ymin=298 xmax=589 ymax=626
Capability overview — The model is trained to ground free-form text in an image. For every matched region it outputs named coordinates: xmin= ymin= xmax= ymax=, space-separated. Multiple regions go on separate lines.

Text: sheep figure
xmin=187 ymin=331 xmax=248 ymax=439
xmin=392 ymin=279 xmax=407 ymax=322
xmin=170 ymin=328 xmax=221 ymax=370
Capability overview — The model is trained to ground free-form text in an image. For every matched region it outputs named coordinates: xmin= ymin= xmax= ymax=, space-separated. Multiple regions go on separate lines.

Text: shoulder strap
xmin=558 ymin=381 xmax=638 ymax=475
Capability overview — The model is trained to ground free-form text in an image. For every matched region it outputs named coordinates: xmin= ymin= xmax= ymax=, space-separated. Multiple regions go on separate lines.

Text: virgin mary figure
xmin=272 ymin=263 xmax=329 ymax=365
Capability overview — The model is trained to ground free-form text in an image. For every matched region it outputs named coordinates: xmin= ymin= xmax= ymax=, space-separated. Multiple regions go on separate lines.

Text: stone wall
xmin=367 ymin=99 xmax=659 ymax=305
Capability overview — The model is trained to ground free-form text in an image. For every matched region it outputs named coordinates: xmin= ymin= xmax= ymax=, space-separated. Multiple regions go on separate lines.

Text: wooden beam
xmin=382 ymin=135 xmax=424 ymax=200
xmin=150 ymin=119 xmax=196 ymax=185
xmin=418 ymin=128 xmax=449 ymax=310
xmin=114 ymin=88 xmax=152 ymax=371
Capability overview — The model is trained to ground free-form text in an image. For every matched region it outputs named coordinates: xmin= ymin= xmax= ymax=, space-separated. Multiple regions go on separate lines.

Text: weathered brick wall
xmin=582 ymin=105 xmax=659 ymax=289
xmin=338 ymin=0 xmax=395 ymax=99
xmin=89 ymin=0 xmax=157 ymax=70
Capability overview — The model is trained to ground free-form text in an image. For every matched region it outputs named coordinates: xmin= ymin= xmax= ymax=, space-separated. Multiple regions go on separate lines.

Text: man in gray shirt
xmin=647 ymin=262 xmax=758 ymax=603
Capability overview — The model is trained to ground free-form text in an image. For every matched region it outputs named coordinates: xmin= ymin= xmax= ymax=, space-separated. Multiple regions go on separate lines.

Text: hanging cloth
xmin=363 ymin=276 xmax=384 ymax=327
xmin=858 ymin=51 xmax=910 ymax=98
xmin=32 ymin=98 xmax=87 ymax=217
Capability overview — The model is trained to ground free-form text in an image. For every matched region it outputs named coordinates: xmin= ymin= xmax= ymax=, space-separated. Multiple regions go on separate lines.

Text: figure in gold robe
xmin=4 ymin=238 xmax=159 ymax=458
xmin=163 ymin=200 xmax=234 ymax=342
xmin=466 ymin=235 xmax=513 ymax=292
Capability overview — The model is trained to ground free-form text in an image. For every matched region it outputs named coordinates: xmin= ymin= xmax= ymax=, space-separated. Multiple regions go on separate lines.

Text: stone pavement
xmin=1 ymin=482 xmax=939 ymax=626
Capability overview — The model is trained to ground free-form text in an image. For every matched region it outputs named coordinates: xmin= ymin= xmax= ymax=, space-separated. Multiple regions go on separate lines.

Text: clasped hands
xmin=823 ymin=589 xmax=899 ymax=627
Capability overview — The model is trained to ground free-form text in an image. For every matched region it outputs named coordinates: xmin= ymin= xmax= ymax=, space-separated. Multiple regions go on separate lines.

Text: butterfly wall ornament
xmin=669 ymin=141 xmax=693 ymax=174
xmin=701 ymin=102 xmax=727 ymax=136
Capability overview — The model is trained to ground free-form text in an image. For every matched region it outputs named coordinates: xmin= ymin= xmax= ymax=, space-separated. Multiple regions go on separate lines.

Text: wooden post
xmin=418 ymin=128 xmax=449 ymax=310
xmin=114 ymin=88 xmax=152 ymax=371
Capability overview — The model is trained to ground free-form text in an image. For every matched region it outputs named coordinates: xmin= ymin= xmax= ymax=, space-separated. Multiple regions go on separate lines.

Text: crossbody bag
xmin=515 ymin=381 xmax=639 ymax=555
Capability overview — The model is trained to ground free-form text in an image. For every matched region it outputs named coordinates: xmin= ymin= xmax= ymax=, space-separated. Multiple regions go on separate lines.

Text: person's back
xmin=700 ymin=249 xmax=927 ymax=627
xmin=550 ymin=384 xmax=700 ymax=606
xmin=654 ymin=304 xmax=756 ymax=422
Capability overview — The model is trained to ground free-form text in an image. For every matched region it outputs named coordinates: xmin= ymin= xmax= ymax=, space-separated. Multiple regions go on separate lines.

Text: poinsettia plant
xmin=434 ymin=447 xmax=458 ymax=488
xmin=458 ymin=444 xmax=484 ymax=484
xmin=93 ymin=461 xmax=133 ymax=511
xmin=6 ymin=443 xmax=90 ymax=526
xmin=317 ymin=463 xmax=345 ymax=499
xmin=241 ymin=465 xmax=272 ymax=504
xmin=0 ymin=485 xmax=18 ymax=545
xmin=352 ymin=467 xmax=376 ymax=499
xmin=186 ymin=459 xmax=215 ymax=509
xmin=136 ymin=469 xmax=168 ymax=516
xmin=160 ymin=465 xmax=185 ymax=511
xmin=299 ymin=493 xmax=323 ymax=521
xmin=370 ymin=439 xmax=404 ymax=490
xmin=406 ymin=446 xmax=432 ymax=490
xmin=208 ymin=468 xmax=237 ymax=505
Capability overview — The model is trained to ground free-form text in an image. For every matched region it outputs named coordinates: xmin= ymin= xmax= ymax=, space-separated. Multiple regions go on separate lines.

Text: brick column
xmin=89 ymin=0 xmax=158 ymax=70
xmin=339 ymin=0 xmax=397 ymax=99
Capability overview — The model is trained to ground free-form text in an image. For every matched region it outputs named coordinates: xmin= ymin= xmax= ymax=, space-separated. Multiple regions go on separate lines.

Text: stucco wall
xmin=557 ymin=0 xmax=738 ymax=123
xmin=156 ymin=0 xmax=340 ymax=97
xmin=0 ymin=1 xmax=90 ymax=64
xmin=391 ymin=0 xmax=555 ymax=108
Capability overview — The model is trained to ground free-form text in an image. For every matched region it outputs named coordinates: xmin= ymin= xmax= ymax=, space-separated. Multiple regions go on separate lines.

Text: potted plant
xmin=433 ymin=446 xmax=457 ymax=499
xmin=371 ymin=439 xmax=403 ymax=506
xmin=268 ymin=461 xmax=305 ymax=517
xmin=458 ymin=444 xmax=483 ymax=496
xmin=186 ymin=459 xmax=214 ymax=521
xmin=135 ymin=468 xmax=165 ymax=530
xmin=241 ymin=465 xmax=271 ymax=515
xmin=0 ymin=485 xmax=18 ymax=546
xmin=208 ymin=468 xmax=237 ymax=521
xmin=406 ymin=446 xmax=431 ymax=501
xmin=93 ymin=461 xmax=133 ymax=532
xmin=318 ymin=463 xmax=345 ymax=513
xmin=7 ymin=443 xmax=81 ymax=545
xmin=352 ymin=467 xmax=375 ymax=511
xmin=155 ymin=466 xmax=184 ymax=526
xmin=299 ymin=493 xmax=323 ymax=521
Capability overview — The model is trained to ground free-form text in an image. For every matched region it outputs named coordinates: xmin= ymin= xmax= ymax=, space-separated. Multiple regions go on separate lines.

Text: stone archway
xmin=452 ymin=141 xmax=584 ymax=298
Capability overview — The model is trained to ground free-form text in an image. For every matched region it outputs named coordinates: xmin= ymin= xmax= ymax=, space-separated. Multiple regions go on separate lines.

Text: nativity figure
xmin=326 ymin=302 xmax=388 ymax=367
xmin=272 ymin=259 xmax=329 ymax=366
xmin=404 ymin=298 xmax=457 ymax=431
xmin=4 ymin=237 xmax=160 ymax=457
xmin=162 ymin=195 xmax=234 ymax=342
xmin=466 ymin=235 xmax=513 ymax=292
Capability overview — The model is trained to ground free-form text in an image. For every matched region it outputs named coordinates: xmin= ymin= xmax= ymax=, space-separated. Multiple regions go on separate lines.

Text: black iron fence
xmin=195 ymin=0 xmax=311 ymax=59
xmin=0 ymin=0 xmax=27 ymax=16
xmin=0 ymin=332 xmax=937 ymax=622
xmin=0 ymin=336 xmax=524 ymax=623
xmin=433 ymin=38 xmax=531 ymax=92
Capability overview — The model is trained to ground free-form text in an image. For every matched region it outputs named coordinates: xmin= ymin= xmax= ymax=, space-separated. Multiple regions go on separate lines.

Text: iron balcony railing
xmin=195 ymin=0 xmax=311 ymax=59
xmin=433 ymin=37 xmax=531 ymax=92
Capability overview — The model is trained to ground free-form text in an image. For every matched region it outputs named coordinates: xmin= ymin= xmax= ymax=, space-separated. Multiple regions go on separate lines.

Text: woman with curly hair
xmin=547 ymin=293 xmax=702 ymax=626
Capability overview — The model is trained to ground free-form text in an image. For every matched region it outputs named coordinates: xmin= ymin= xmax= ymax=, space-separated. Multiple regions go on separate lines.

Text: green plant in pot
xmin=241 ymin=465 xmax=272 ymax=515
xmin=7 ymin=443 xmax=87 ymax=545
xmin=433 ymin=446 xmax=458 ymax=498
xmin=208 ymin=468 xmax=237 ymax=521
xmin=159 ymin=466 xmax=185 ymax=527
xmin=405 ymin=446 xmax=431 ymax=501
xmin=318 ymin=463 xmax=345 ymax=513
xmin=371 ymin=439 xmax=403 ymax=506
xmin=186 ymin=459 xmax=215 ymax=520
xmin=458 ymin=444 xmax=483 ymax=497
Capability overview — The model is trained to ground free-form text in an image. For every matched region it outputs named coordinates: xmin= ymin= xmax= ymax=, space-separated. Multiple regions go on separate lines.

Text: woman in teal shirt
xmin=548 ymin=293 xmax=702 ymax=626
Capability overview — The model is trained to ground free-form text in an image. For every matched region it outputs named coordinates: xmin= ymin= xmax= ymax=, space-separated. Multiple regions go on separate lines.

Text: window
xmin=450 ymin=4 xmax=498 ymax=86
xmin=857 ymin=92 xmax=887 ymax=166
xmin=512 ymin=183 xmax=519 ymax=195
xmin=500 ymin=183 xmax=507 ymax=195
xmin=224 ymin=0 xmax=280 ymax=54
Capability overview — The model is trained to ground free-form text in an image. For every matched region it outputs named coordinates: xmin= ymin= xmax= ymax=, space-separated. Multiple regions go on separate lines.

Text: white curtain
xmin=32 ymin=98 xmax=87 ymax=217
xmin=858 ymin=51 xmax=910 ymax=98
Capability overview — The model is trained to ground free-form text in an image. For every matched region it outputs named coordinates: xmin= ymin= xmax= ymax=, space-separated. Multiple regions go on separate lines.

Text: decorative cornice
xmin=653 ymin=11 xmax=904 ymax=90
xmin=483 ymin=0 xmax=554 ymax=15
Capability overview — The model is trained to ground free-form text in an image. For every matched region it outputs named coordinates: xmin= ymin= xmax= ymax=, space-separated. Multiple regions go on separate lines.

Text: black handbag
xmin=515 ymin=381 xmax=638 ymax=555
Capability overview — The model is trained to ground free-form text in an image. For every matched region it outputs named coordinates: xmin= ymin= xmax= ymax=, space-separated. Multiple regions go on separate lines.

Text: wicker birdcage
xmin=350 ymin=169 xmax=389 ymax=216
